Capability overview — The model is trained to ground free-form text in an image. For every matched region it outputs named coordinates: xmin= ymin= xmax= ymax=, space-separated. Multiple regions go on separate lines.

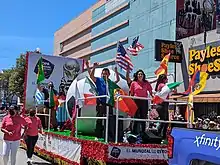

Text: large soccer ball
xmin=66 ymin=68 xmax=130 ymax=135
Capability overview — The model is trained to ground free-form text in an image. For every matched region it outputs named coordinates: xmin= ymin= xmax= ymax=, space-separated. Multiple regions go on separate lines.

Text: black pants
xmin=95 ymin=102 xmax=115 ymax=141
xmin=132 ymin=100 xmax=149 ymax=135
xmin=25 ymin=135 xmax=38 ymax=159
xmin=156 ymin=102 xmax=169 ymax=139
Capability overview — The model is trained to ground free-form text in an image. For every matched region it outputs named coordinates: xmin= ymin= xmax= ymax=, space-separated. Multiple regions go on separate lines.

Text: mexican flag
xmin=36 ymin=57 xmax=45 ymax=84
xmin=83 ymin=76 xmax=98 ymax=105
xmin=153 ymin=82 xmax=183 ymax=104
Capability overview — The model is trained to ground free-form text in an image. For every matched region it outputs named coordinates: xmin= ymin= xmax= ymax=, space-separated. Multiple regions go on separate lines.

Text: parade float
xmin=20 ymin=52 xmax=191 ymax=165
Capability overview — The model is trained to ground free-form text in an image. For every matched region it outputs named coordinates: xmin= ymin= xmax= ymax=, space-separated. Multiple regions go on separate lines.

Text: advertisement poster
xmin=155 ymin=39 xmax=183 ymax=63
xmin=176 ymin=0 xmax=216 ymax=40
xmin=25 ymin=52 xmax=83 ymax=110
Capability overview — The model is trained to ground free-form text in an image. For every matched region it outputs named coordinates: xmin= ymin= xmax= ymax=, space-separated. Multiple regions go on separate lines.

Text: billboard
xmin=155 ymin=39 xmax=183 ymax=63
xmin=188 ymin=40 xmax=220 ymax=78
xmin=176 ymin=0 xmax=216 ymax=40
xmin=24 ymin=52 xmax=83 ymax=110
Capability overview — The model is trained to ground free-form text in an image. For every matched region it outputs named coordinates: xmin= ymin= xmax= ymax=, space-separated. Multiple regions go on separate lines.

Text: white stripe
xmin=155 ymin=85 xmax=171 ymax=100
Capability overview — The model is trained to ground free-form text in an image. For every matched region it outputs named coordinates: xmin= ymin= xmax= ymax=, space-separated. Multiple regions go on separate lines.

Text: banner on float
xmin=36 ymin=134 xmax=81 ymax=164
xmin=25 ymin=52 xmax=83 ymax=110
xmin=108 ymin=145 xmax=168 ymax=160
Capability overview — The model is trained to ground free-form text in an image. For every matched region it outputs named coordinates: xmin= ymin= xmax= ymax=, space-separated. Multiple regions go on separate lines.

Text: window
xmin=190 ymin=159 xmax=218 ymax=165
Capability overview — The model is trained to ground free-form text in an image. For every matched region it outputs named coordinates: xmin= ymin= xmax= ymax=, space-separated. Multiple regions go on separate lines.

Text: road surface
xmin=0 ymin=121 xmax=51 ymax=165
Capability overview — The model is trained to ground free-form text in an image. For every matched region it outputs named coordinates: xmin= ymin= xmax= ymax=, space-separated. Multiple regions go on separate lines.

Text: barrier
xmin=74 ymin=95 xmax=190 ymax=144
xmin=35 ymin=101 xmax=51 ymax=131
xmin=75 ymin=95 xmax=110 ymax=143
xmin=115 ymin=95 xmax=190 ymax=143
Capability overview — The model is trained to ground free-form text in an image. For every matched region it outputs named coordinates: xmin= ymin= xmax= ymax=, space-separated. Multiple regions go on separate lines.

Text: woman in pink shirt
xmin=24 ymin=109 xmax=44 ymax=164
xmin=155 ymin=74 xmax=169 ymax=139
xmin=1 ymin=105 xmax=27 ymax=165
xmin=130 ymin=70 xmax=153 ymax=135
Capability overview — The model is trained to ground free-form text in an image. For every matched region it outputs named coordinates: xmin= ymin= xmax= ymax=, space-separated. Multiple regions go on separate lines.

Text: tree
xmin=8 ymin=54 xmax=26 ymax=101
xmin=0 ymin=69 xmax=12 ymax=100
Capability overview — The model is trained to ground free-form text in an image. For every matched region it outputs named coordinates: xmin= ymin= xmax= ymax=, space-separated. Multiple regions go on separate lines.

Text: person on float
xmin=42 ymin=82 xmax=59 ymax=131
xmin=86 ymin=61 xmax=120 ymax=141
xmin=23 ymin=109 xmax=44 ymax=164
xmin=1 ymin=105 xmax=27 ymax=165
xmin=130 ymin=69 xmax=153 ymax=135
xmin=126 ymin=66 xmax=157 ymax=88
xmin=155 ymin=74 xmax=169 ymax=139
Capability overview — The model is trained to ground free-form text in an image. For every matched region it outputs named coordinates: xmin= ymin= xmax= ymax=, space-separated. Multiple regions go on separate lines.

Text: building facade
xmin=54 ymin=0 xmax=176 ymax=79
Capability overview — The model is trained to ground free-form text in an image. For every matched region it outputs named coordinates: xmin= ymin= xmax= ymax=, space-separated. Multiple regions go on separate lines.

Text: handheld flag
xmin=116 ymin=41 xmax=133 ymax=72
xmin=83 ymin=76 xmax=98 ymax=105
xmin=154 ymin=53 xmax=170 ymax=77
xmin=127 ymin=36 xmax=144 ymax=56
xmin=192 ymin=71 xmax=208 ymax=96
xmin=153 ymin=82 xmax=183 ymax=104
xmin=49 ymin=88 xmax=58 ymax=108
xmin=36 ymin=57 xmax=45 ymax=84
xmin=182 ymin=70 xmax=208 ymax=96
xmin=35 ymin=88 xmax=44 ymax=105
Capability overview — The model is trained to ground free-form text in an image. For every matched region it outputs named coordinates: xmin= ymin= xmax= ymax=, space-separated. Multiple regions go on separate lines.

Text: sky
xmin=0 ymin=0 xmax=97 ymax=70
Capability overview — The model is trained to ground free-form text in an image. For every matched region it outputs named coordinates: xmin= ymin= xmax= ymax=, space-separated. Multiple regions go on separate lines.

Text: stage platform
xmin=21 ymin=129 xmax=168 ymax=165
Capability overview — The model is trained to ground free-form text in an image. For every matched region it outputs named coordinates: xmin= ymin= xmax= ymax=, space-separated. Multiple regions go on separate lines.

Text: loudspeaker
xmin=141 ymin=131 xmax=162 ymax=144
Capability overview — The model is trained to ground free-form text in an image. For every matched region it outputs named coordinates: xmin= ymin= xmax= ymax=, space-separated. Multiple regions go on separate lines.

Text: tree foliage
xmin=0 ymin=54 xmax=26 ymax=102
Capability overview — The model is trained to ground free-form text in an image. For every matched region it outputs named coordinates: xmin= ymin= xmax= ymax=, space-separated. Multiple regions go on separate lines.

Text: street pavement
xmin=0 ymin=122 xmax=51 ymax=165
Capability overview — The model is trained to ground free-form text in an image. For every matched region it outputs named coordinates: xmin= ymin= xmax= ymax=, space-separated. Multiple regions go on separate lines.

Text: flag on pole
xmin=182 ymin=70 xmax=208 ymax=96
xmin=116 ymin=42 xmax=133 ymax=72
xmin=36 ymin=57 xmax=45 ymax=84
xmin=107 ymin=80 xmax=138 ymax=117
xmin=154 ymin=53 xmax=170 ymax=77
xmin=191 ymin=71 xmax=208 ymax=96
xmin=35 ymin=88 xmax=44 ymax=105
xmin=49 ymin=88 xmax=58 ymax=108
xmin=153 ymin=82 xmax=183 ymax=104
xmin=127 ymin=36 xmax=144 ymax=56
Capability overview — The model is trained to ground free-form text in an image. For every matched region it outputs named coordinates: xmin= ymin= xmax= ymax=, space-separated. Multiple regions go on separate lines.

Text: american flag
xmin=127 ymin=36 xmax=144 ymax=56
xmin=116 ymin=42 xmax=133 ymax=72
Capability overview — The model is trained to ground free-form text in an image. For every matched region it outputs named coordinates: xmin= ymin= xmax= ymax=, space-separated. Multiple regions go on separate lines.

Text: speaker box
xmin=141 ymin=131 xmax=162 ymax=144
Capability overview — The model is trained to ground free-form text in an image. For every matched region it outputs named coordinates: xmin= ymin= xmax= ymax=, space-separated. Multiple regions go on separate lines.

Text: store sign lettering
xmin=194 ymin=134 xmax=220 ymax=151
xmin=188 ymin=45 xmax=220 ymax=75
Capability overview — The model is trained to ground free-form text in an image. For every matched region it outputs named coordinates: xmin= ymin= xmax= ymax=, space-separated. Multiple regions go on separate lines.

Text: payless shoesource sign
xmin=188 ymin=41 xmax=220 ymax=76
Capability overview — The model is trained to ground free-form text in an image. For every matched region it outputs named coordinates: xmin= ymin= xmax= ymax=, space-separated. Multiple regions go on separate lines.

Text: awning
xmin=170 ymin=93 xmax=220 ymax=103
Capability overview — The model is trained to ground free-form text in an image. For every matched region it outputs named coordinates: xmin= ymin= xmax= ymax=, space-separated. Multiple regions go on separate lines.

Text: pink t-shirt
xmin=25 ymin=116 xmax=42 ymax=136
xmin=1 ymin=115 xmax=27 ymax=141
xmin=130 ymin=81 xmax=153 ymax=97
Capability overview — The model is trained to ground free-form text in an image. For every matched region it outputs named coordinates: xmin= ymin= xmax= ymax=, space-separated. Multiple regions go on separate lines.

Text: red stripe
xmin=116 ymin=55 xmax=133 ymax=66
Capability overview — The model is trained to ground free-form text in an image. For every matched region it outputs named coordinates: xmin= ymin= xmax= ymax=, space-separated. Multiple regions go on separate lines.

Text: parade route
xmin=0 ymin=122 xmax=51 ymax=165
